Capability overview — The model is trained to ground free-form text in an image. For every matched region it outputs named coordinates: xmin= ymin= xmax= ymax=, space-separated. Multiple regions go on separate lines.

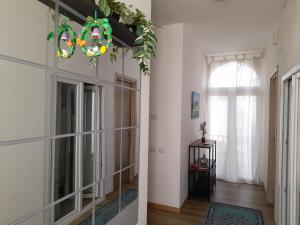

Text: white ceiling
xmin=152 ymin=0 xmax=285 ymax=53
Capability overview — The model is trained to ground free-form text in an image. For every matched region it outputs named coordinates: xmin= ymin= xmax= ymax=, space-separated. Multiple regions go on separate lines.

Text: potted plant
xmin=199 ymin=121 xmax=207 ymax=144
xmin=96 ymin=0 xmax=157 ymax=75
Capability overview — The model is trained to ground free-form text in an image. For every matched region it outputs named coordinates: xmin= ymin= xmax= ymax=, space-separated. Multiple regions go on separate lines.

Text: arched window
xmin=209 ymin=62 xmax=259 ymax=88
xmin=207 ymin=59 xmax=262 ymax=184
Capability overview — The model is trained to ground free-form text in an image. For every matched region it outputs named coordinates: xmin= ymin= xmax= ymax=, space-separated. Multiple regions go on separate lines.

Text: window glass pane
xmin=0 ymin=141 xmax=51 ymax=225
xmin=121 ymin=128 xmax=138 ymax=169
xmin=121 ymin=167 xmax=138 ymax=210
xmin=208 ymin=96 xmax=228 ymax=137
xmin=102 ymin=84 xmax=122 ymax=129
xmin=57 ymin=7 xmax=96 ymax=77
xmin=103 ymin=130 xmax=121 ymax=176
xmin=83 ymin=84 xmax=96 ymax=132
xmin=0 ymin=0 xmax=54 ymax=66
xmin=209 ymin=62 xmax=259 ymax=88
xmin=0 ymin=59 xmax=51 ymax=142
xmin=56 ymin=82 xmax=77 ymax=135
xmin=236 ymin=96 xmax=257 ymax=138
xmin=54 ymin=196 xmax=76 ymax=222
xmin=54 ymin=136 xmax=76 ymax=201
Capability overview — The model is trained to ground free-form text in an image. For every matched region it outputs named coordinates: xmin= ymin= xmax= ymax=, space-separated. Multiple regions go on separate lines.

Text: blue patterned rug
xmin=79 ymin=189 xmax=138 ymax=225
xmin=203 ymin=202 xmax=264 ymax=225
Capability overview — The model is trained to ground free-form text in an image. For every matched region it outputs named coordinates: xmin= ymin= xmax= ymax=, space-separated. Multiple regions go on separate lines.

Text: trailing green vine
xmin=98 ymin=0 xmax=157 ymax=75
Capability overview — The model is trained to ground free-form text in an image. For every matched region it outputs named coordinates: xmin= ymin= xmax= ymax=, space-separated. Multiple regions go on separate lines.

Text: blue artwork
xmin=191 ymin=91 xmax=200 ymax=119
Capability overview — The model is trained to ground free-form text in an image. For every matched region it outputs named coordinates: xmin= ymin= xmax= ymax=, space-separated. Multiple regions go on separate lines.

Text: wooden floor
xmin=147 ymin=180 xmax=275 ymax=225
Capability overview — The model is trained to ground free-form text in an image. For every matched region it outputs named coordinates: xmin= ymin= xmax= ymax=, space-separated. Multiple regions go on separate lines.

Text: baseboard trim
xmin=148 ymin=202 xmax=181 ymax=214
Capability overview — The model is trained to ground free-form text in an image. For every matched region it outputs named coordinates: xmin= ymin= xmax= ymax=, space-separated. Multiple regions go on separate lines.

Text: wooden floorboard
xmin=147 ymin=180 xmax=275 ymax=225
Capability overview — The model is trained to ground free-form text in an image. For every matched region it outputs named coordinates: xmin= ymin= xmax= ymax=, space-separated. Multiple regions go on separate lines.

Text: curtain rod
xmin=205 ymin=50 xmax=264 ymax=58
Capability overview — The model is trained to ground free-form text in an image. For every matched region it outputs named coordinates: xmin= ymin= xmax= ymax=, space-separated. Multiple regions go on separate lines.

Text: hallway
xmin=147 ymin=181 xmax=275 ymax=225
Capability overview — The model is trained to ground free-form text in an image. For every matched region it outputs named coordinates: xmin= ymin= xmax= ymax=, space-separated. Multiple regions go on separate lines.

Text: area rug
xmin=202 ymin=202 xmax=264 ymax=225
xmin=79 ymin=189 xmax=137 ymax=225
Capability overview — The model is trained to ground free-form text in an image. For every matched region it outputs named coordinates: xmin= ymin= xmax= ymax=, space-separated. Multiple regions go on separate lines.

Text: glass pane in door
xmin=54 ymin=136 xmax=76 ymax=221
xmin=82 ymin=134 xmax=93 ymax=197
xmin=56 ymin=82 xmax=77 ymax=135
xmin=83 ymin=84 xmax=95 ymax=132
xmin=82 ymin=84 xmax=95 ymax=197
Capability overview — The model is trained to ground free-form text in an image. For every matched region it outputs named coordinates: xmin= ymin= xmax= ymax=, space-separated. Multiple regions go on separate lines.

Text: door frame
xmin=266 ymin=68 xmax=278 ymax=204
xmin=278 ymin=69 xmax=300 ymax=225
xmin=53 ymin=77 xmax=80 ymax=225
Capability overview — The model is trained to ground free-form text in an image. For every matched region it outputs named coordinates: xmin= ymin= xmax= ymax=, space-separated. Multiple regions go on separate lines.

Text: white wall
xmin=264 ymin=0 xmax=300 ymax=223
xmin=179 ymin=25 xmax=205 ymax=206
xmin=149 ymin=23 xmax=184 ymax=208
xmin=117 ymin=1 xmax=152 ymax=224
xmin=149 ymin=23 xmax=205 ymax=209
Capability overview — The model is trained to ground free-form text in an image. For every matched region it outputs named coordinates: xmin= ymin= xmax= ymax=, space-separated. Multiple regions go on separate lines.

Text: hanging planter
xmin=47 ymin=22 xmax=77 ymax=59
xmin=97 ymin=0 xmax=157 ymax=75
xmin=77 ymin=15 xmax=113 ymax=66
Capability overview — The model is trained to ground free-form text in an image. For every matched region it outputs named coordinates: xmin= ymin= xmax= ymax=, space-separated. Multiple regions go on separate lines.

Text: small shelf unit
xmin=188 ymin=139 xmax=216 ymax=202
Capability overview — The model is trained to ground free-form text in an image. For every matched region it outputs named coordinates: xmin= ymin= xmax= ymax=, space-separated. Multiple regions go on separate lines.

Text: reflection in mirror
xmin=96 ymin=173 xmax=121 ymax=222
xmin=103 ymin=130 xmax=121 ymax=176
xmin=68 ymin=174 xmax=121 ymax=225
xmin=82 ymin=134 xmax=93 ymax=190
xmin=0 ymin=59 xmax=51 ymax=142
xmin=82 ymin=189 xmax=93 ymax=209
xmin=98 ymin=86 xmax=103 ymax=130
xmin=0 ymin=0 xmax=54 ymax=65
xmin=124 ymin=49 xmax=141 ymax=90
xmin=0 ymin=141 xmax=51 ymax=225
xmin=54 ymin=195 xmax=76 ymax=222
xmin=17 ymin=208 xmax=51 ymax=225
xmin=56 ymin=81 xmax=77 ymax=135
xmin=99 ymin=46 xmax=124 ymax=84
xmin=121 ymin=167 xmax=138 ymax=210
xmin=83 ymin=84 xmax=96 ymax=132
xmin=102 ymin=84 xmax=122 ymax=129
xmin=54 ymin=136 xmax=76 ymax=221
xmin=58 ymin=7 xmax=96 ymax=77
xmin=122 ymin=88 xmax=140 ymax=128
xmin=121 ymin=128 xmax=139 ymax=169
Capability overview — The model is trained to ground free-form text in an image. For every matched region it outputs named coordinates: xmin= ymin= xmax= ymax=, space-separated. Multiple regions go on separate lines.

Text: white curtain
xmin=205 ymin=53 xmax=263 ymax=184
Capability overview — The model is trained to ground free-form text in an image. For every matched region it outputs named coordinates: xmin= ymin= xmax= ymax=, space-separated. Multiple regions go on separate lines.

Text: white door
xmin=280 ymin=73 xmax=300 ymax=225
xmin=296 ymin=74 xmax=300 ymax=225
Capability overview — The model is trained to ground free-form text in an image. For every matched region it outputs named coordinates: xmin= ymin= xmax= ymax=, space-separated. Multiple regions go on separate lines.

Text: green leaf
xmin=104 ymin=5 xmax=111 ymax=17
xmin=47 ymin=31 xmax=54 ymax=41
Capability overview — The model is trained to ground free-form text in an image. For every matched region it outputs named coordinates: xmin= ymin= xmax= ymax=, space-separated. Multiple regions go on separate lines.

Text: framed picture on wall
xmin=191 ymin=91 xmax=200 ymax=119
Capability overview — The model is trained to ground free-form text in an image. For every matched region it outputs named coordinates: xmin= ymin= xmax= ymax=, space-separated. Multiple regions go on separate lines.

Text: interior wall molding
xmin=148 ymin=202 xmax=181 ymax=214
xmin=281 ymin=61 xmax=300 ymax=81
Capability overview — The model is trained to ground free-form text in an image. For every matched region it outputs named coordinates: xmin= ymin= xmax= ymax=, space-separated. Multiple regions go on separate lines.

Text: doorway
xmin=115 ymin=75 xmax=137 ymax=187
xmin=266 ymin=69 xmax=278 ymax=204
